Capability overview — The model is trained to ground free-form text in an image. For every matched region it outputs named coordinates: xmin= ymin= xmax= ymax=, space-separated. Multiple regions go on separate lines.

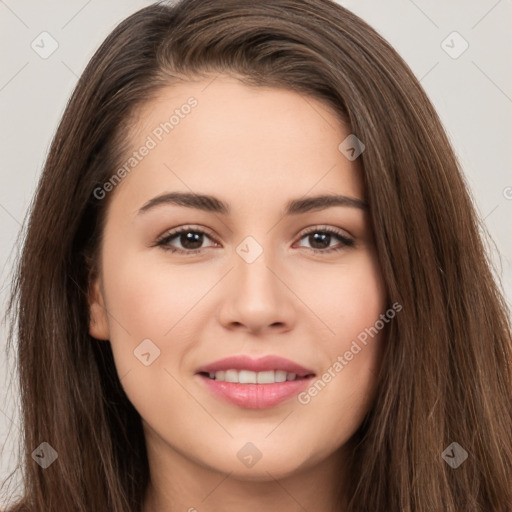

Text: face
xmin=89 ymin=74 xmax=388 ymax=481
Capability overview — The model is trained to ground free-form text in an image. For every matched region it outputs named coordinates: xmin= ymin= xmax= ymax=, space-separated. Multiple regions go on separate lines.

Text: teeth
xmin=225 ymin=369 xmax=238 ymax=383
xmin=275 ymin=370 xmax=287 ymax=382
xmin=240 ymin=370 xmax=257 ymax=383
xmin=206 ymin=369 xmax=300 ymax=384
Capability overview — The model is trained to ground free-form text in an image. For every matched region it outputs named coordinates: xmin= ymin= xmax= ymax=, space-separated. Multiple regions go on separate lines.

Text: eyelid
xmin=154 ymin=224 xmax=218 ymax=244
xmin=298 ymin=224 xmax=353 ymax=239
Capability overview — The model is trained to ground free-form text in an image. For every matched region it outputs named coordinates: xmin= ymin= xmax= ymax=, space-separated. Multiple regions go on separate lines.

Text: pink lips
xmin=195 ymin=355 xmax=316 ymax=409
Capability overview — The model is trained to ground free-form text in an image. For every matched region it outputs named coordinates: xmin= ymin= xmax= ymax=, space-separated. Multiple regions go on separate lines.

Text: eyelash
xmin=154 ymin=225 xmax=355 ymax=255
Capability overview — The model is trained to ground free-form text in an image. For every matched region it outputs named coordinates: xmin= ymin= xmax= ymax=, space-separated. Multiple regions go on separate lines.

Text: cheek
xmin=301 ymin=251 xmax=387 ymax=416
xmin=335 ymin=252 xmax=387 ymax=370
xmin=102 ymin=251 xmax=208 ymax=338
xmin=310 ymin=250 xmax=387 ymax=340
xmin=100 ymin=249 xmax=227 ymax=399
xmin=99 ymin=252 xmax=202 ymax=416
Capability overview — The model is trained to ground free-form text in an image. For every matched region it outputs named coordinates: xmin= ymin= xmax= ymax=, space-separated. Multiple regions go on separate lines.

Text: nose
xmin=217 ymin=244 xmax=296 ymax=335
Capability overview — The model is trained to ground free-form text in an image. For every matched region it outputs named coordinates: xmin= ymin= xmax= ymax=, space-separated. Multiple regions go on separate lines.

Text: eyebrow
xmin=137 ymin=191 xmax=368 ymax=216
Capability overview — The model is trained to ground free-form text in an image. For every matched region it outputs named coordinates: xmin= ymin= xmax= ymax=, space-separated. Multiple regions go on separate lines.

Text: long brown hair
xmin=3 ymin=0 xmax=511 ymax=510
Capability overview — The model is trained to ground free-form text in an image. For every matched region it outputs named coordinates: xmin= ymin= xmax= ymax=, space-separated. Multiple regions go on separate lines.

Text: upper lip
xmin=196 ymin=355 xmax=315 ymax=378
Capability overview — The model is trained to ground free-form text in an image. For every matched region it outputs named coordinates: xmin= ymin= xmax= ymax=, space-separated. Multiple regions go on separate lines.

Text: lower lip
xmin=197 ymin=374 xmax=314 ymax=409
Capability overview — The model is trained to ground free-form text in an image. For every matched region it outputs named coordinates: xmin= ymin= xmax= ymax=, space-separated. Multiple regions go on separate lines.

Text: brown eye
xmin=155 ymin=226 xmax=218 ymax=254
xmin=295 ymin=227 xmax=354 ymax=253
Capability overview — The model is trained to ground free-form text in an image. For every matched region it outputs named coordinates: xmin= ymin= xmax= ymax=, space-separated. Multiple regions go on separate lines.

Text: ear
xmin=88 ymin=273 xmax=110 ymax=340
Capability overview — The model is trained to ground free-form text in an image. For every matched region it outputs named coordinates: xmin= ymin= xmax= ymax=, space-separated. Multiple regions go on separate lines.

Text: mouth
xmin=195 ymin=354 xmax=316 ymax=408
xmin=195 ymin=355 xmax=316 ymax=409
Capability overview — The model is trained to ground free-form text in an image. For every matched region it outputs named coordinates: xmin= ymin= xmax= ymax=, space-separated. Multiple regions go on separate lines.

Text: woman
xmin=3 ymin=0 xmax=511 ymax=510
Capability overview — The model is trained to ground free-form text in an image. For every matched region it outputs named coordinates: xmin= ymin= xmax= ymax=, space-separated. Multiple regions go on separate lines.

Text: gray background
xmin=1 ymin=0 xmax=511 ymax=505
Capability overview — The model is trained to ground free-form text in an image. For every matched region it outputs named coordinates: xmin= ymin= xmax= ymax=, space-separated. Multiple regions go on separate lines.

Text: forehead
xmin=110 ymin=75 xmax=364 ymax=216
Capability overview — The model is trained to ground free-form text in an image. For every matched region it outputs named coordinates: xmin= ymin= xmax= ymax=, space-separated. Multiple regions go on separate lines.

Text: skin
xmin=88 ymin=74 xmax=388 ymax=512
